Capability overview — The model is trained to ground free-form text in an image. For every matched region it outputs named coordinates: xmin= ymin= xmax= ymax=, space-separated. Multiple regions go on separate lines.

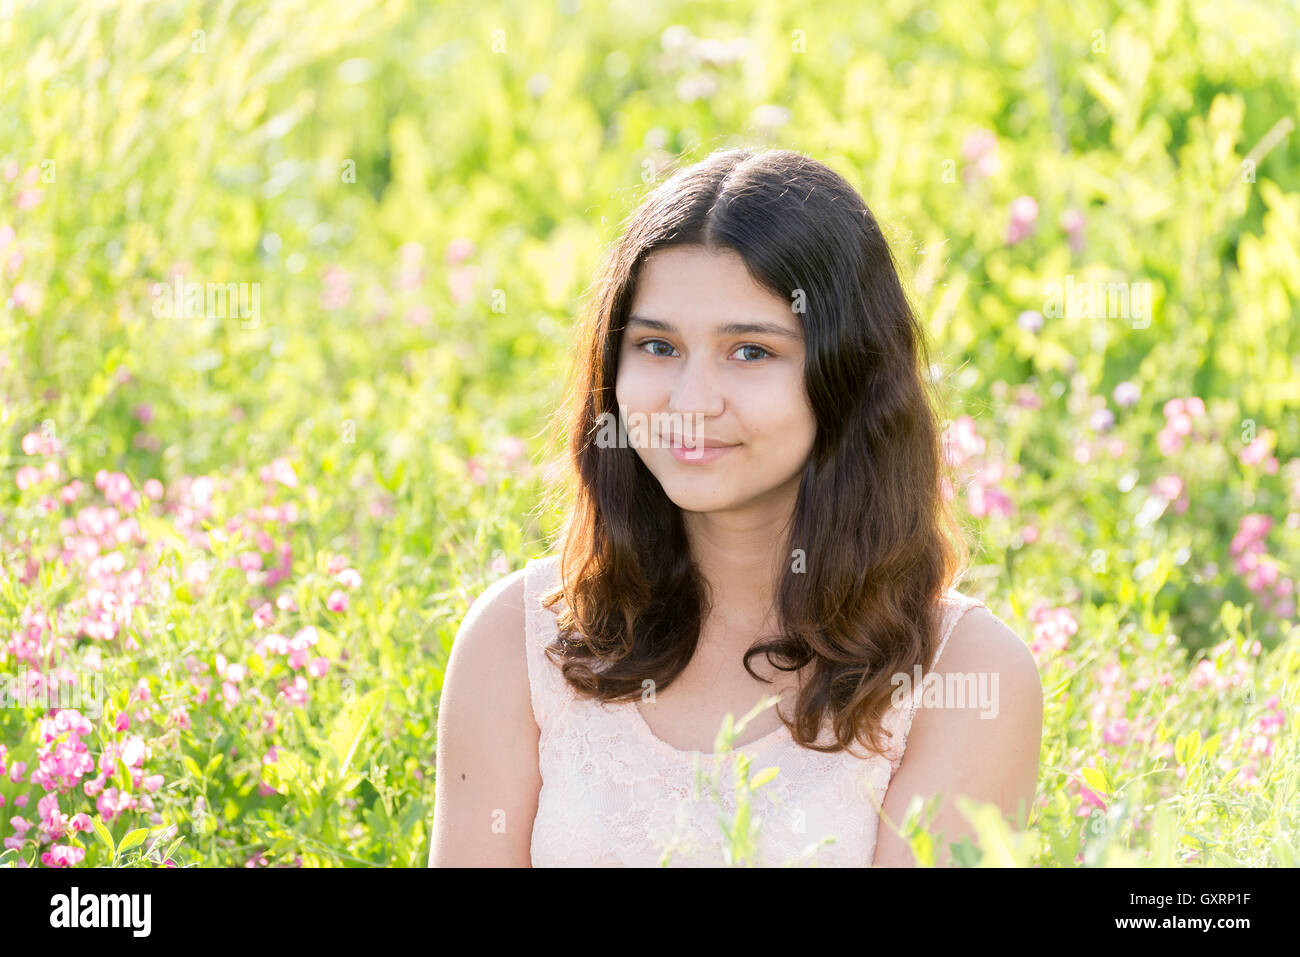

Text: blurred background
xmin=1 ymin=0 xmax=1297 ymax=867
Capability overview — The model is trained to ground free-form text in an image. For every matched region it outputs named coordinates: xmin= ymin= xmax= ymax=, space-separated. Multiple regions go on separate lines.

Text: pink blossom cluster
xmin=20 ymin=429 xmax=63 ymax=457
xmin=1230 ymin=514 xmax=1295 ymax=619
xmin=259 ymin=456 xmax=298 ymax=489
xmin=0 ymin=226 xmax=23 ymax=288
xmin=447 ymin=237 xmax=479 ymax=306
xmin=940 ymin=416 xmax=1016 ymax=520
xmin=446 ymin=237 xmax=475 ymax=265
xmin=1087 ymin=659 xmax=1131 ymax=735
xmin=324 ymin=553 xmax=362 ymax=613
xmin=466 ymin=435 xmax=531 ymax=486
xmin=396 ymin=241 xmax=425 ymax=291
xmin=219 ymin=500 xmax=298 ymax=590
xmin=2 ymin=166 xmax=45 ymax=317
xmin=325 ymin=553 xmax=361 ymax=613
xmin=15 ymin=456 xmax=62 ymax=497
xmin=1156 ymin=396 xmax=1206 ymax=456
xmin=86 ymin=733 xmax=163 ymax=811
xmin=5 ymin=162 xmax=43 ymax=209
xmin=1072 ymin=399 xmax=1128 ymax=464
xmin=3 ymin=709 xmax=111 ymax=864
xmin=1061 ymin=208 xmax=1086 ymax=253
xmin=25 ymin=480 xmax=159 ymax=648
xmin=1150 ymin=474 xmax=1190 ymax=515
xmin=961 ymin=128 xmax=1001 ymax=183
xmin=250 ymin=625 xmax=330 ymax=685
xmin=3 ymin=433 xmax=332 ymax=866
xmin=321 ymin=265 xmax=352 ymax=311
xmin=1238 ymin=427 xmax=1280 ymax=474
xmin=1187 ymin=639 xmax=1259 ymax=693
xmin=1028 ymin=602 xmax=1079 ymax=660
xmin=1006 ymin=195 xmax=1038 ymax=245
xmin=31 ymin=709 xmax=97 ymax=794
xmin=167 ymin=474 xmax=221 ymax=550
xmin=4 ymin=604 xmax=63 ymax=667
xmin=1213 ymin=695 xmax=1286 ymax=789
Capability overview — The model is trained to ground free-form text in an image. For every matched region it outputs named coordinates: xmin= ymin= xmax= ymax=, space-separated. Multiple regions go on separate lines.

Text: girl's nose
xmin=668 ymin=358 xmax=724 ymax=417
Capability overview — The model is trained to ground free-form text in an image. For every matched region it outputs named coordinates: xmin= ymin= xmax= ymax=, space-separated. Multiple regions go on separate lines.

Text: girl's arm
xmin=872 ymin=607 xmax=1043 ymax=867
xmin=429 ymin=569 xmax=542 ymax=867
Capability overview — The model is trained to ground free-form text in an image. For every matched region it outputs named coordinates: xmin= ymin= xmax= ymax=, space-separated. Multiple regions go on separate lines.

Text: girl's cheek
xmin=620 ymin=364 xmax=665 ymax=403
xmin=737 ymin=377 xmax=791 ymax=415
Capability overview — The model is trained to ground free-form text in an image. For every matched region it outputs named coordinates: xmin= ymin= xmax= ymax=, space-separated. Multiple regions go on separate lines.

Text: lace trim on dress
xmin=521 ymin=554 xmax=988 ymax=866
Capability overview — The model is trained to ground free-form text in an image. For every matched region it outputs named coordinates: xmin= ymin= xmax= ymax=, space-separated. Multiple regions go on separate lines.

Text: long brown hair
xmin=538 ymin=147 xmax=972 ymax=756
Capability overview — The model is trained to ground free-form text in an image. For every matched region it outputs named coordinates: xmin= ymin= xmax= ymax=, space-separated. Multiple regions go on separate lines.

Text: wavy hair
xmin=538 ymin=147 xmax=972 ymax=756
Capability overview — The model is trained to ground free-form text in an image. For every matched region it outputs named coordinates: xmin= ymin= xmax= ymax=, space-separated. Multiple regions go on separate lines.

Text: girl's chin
xmin=657 ymin=483 xmax=746 ymax=514
xmin=651 ymin=471 xmax=804 ymax=517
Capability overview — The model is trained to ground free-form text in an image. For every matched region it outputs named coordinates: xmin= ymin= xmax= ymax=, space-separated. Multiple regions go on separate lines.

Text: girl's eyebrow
xmin=626 ymin=314 xmax=802 ymax=342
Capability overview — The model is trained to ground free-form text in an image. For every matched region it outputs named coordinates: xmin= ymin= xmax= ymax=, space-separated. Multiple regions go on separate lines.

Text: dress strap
xmin=522 ymin=555 xmax=570 ymax=732
xmin=882 ymin=589 xmax=988 ymax=773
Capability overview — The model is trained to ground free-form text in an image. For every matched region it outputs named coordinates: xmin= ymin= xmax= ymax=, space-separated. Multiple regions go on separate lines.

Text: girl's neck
xmin=680 ymin=486 xmax=798 ymax=642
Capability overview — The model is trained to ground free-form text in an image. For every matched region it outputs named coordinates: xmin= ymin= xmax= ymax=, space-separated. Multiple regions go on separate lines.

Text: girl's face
xmin=615 ymin=245 xmax=817 ymax=518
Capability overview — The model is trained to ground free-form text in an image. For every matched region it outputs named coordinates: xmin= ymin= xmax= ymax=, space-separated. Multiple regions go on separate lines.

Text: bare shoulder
xmin=936 ymin=603 xmax=1042 ymax=708
xmin=452 ymin=567 xmax=530 ymax=659
xmin=905 ymin=600 xmax=1043 ymax=777
xmin=429 ymin=566 xmax=539 ymax=867
xmin=438 ymin=565 xmax=536 ymax=753
xmin=872 ymin=602 xmax=1043 ymax=865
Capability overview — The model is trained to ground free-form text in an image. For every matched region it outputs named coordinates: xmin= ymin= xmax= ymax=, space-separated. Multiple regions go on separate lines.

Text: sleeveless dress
xmin=523 ymin=554 xmax=989 ymax=867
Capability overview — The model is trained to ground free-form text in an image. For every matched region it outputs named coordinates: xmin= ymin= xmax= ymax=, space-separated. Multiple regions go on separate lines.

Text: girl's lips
xmin=667 ymin=443 xmax=737 ymax=464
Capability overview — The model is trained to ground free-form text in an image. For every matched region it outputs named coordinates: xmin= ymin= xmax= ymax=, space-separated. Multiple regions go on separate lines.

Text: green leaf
xmin=1047 ymin=819 xmax=1080 ymax=865
xmin=1080 ymin=766 xmax=1108 ymax=795
xmin=1079 ymin=63 xmax=1127 ymax=121
xmin=733 ymin=798 xmax=752 ymax=848
xmin=1271 ymin=837 xmax=1297 ymax=867
xmin=955 ymin=796 xmax=1023 ymax=867
xmin=907 ymin=828 xmax=935 ymax=867
xmin=398 ymin=798 xmax=426 ymax=835
xmin=262 ymin=749 xmax=317 ymax=798
xmin=116 ymin=758 xmax=133 ymax=795
xmin=1150 ymin=804 xmax=1176 ymax=867
xmin=749 ymin=766 xmax=780 ymax=789
xmin=1219 ymin=601 xmax=1243 ymax=638
xmin=92 ymin=816 xmax=116 ymax=856
xmin=160 ymin=835 xmax=185 ymax=862
xmin=948 ymin=836 xmax=983 ymax=867
xmin=328 ymin=688 xmax=384 ymax=784
xmin=712 ymin=712 xmax=735 ymax=752
xmin=269 ymin=835 xmax=297 ymax=856
xmin=1175 ymin=731 xmax=1201 ymax=766
xmin=117 ymin=828 xmax=148 ymax=854
xmin=181 ymin=755 xmax=203 ymax=780
xmin=378 ymin=460 xmax=406 ymax=491
xmin=247 ymin=652 xmax=266 ymax=677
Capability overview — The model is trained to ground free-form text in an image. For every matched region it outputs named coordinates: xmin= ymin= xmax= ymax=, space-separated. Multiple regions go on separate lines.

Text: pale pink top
xmin=524 ymin=553 xmax=988 ymax=867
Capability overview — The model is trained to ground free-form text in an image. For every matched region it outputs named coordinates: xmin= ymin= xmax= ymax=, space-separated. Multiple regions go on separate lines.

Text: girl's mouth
xmin=666 ymin=442 xmax=738 ymax=464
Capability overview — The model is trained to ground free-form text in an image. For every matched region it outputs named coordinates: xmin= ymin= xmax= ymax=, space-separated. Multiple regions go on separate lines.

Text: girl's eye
xmin=733 ymin=344 xmax=771 ymax=361
xmin=639 ymin=339 xmax=678 ymax=358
